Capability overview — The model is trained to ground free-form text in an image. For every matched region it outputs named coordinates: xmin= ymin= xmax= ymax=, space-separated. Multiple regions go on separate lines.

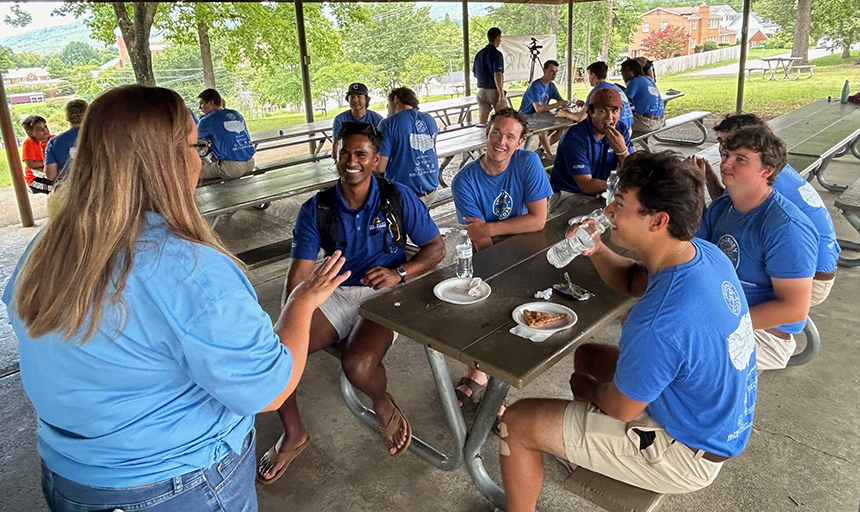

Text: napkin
xmin=510 ymin=324 xmax=554 ymax=342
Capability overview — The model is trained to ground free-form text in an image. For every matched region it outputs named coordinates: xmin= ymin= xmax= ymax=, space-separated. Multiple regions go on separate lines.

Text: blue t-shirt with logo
xmin=378 ymin=109 xmax=440 ymax=195
xmin=697 ymin=191 xmax=818 ymax=334
xmin=43 ymin=126 xmax=79 ymax=179
xmin=473 ymin=44 xmax=504 ymax=89
xmin=332 ymin=109 xmax=384 ymax=139
xmin=551 ymin=117 xmax=633 ymax=194
xmin=2 ymin=212 xmax=292 ymax=487
xmin=197 ymin=108 xmax=256 ymax=162
xmin=624 ymin=76 xmax=664 ymax=117
xmin=519 ymin=79 xmax=563 ymax=115
xmin=585 ymin=82 xmax=634 ymax=133
xmin=773 ymin=164 xmax=840 ymax=273
xmin=291 ymin=178 xmax=439 ymax=287
xmin=451 ymin=150 xmax=553 ymax=224
xmin=614 ymin=238 xmax=757 ymax=458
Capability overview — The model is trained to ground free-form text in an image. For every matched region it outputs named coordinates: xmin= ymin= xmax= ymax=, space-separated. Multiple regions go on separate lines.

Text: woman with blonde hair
xmin=2 ymin=85 xmax=348 ymax=511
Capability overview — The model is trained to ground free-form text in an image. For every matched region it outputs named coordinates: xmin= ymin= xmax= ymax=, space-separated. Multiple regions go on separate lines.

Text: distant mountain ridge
xmin=1 ymin=19 xmax=102 ymax=54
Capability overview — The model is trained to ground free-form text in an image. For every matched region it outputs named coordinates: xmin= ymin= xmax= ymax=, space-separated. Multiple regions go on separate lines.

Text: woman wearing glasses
xmin=2 ymin=85 xmax=347 ymax=511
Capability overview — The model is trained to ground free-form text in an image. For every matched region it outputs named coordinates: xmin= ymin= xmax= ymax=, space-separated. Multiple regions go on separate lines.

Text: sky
xmin=0 ymin=2 xmax=74 ymax=38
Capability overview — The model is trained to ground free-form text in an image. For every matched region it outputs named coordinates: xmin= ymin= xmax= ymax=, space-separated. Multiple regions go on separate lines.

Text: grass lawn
xmin=0 ymin=159 xmax=10 ymax=190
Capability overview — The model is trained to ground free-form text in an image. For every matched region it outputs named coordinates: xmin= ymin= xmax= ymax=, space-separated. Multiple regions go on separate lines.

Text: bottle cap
xmin=460 ymin=229 xmax=468 ymax=236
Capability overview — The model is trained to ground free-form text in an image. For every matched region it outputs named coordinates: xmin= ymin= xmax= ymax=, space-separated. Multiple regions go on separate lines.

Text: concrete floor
xmin=0 ymin=128 xmax=859 ymax=511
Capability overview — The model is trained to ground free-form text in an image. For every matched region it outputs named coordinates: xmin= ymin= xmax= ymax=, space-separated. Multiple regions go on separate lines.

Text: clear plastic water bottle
xmin=606 ymin=171 xmax=619 ymax=206
xmin=456 ymin=230 xmax=473 ymax=278
xmin=546 ymin=209 xmax=613 ymax=268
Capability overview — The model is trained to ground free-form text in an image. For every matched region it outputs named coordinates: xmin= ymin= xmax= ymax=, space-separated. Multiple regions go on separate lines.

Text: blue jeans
xmin=41 ymin=429 xmax=257 ymax=512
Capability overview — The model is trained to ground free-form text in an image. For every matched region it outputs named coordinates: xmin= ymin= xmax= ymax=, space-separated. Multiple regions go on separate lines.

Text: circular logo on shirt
xmin=718 ymin=234 xmax=740 ymax=269
xmin=722 ymin=281 xmax=743 ymax=316
xmin=226 ymin=112 xmax=237 ymax=120
xmin=493 ymin=191 xmax=514 ymax=220
xmin=415 ymin=119 xmax=427 ymax=133
xmin=798 ymin=182 xmax=825 ymax=209
xmin=727 ymin=312 xmax=755 ymax=371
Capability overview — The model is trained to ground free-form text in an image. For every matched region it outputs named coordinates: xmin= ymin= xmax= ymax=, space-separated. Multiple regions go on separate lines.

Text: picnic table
xmin=358 ymin=200 xmax=635 ymax=509
xmin=759 ymin=56 xmax=804 ymax=81
xmin=834 ymin=176 xmax=860 ymax=267
xmin=421 ymin=91 xmax=524 ymax=126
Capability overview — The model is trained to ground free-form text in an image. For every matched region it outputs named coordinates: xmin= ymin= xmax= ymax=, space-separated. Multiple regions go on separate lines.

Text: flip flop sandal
xmin=491 ymin=400 xmax=510 ymax=437
xmin=380 ymin=393 xmax=412 ymax=457
xmin=256 ymin=435 xmax=311 ymax=486
xmin=454 ymin=377 xmax=486 ymax=408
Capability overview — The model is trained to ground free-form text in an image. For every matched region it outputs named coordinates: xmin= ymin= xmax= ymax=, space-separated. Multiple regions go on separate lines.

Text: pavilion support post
xmin=294 ymin=0 xmax=316 ymax=154
xmin=0 ymin=71 xmax=34 ymax=227
xmin=462 ymin=0 xmax=471 ymax=122
xmin=735 ymin=0 xmax=752 ymax=113
xmin=567 ymin=0 xmax=574 ymax=98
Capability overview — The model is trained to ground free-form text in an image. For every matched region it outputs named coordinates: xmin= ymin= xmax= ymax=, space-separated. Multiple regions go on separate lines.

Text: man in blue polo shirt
xmin=196 ymin=88 xmax=256 ymax=181
xmin=474 ymin=27 xmax=506 ymax=125
xmin=44 ymin=99 xmax=88 ymax=181
xmin=501 ymin=152 xmax=756 ymax=508
xmin=549 ymin=88 xmax=633 ymax=213
xmin=689 ymin=113 xmax=840 ymax=306
xmin=697 ymin=125 xmax=818 ymax=371
xmin=562 ymin=61 xmax=634 ymax=134
xmin=620 ymin=58 xmax=664 ymax=133
xmin=331 ymin=82 xmax=384 ymax=160
xmin=258 ymin=122 xmax=445 ymax=485
xmin=377 ymin=87 xmax=440 ymax=207
xmin=519 ymin=60 xmax=567 ymax=157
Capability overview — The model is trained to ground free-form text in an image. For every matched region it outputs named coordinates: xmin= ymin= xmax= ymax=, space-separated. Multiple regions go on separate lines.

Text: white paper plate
xmin=513 ymin=302 xmax=577 ymax=333
xmin=433 ymin=277 xmax=492 ymax=305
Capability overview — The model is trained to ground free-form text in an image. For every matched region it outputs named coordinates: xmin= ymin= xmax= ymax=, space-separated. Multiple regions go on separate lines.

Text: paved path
xmin=688 ymin=48 xmax=830 ymax=76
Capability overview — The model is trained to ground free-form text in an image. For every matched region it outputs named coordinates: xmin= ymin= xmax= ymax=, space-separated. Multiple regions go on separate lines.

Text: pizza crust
xmin=522 ymin=309 xmax=569 ymax=328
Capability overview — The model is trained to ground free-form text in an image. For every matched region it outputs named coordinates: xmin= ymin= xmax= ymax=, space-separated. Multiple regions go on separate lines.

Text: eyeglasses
xmin=189 ymin=141 xmax=211 ymax=157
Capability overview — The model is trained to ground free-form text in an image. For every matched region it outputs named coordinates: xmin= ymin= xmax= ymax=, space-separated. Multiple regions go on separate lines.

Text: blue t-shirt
xmin=773 ymin=164 xmax=840 ymax=273
xmin=519 ymin=79 xmax=563 ymax=115
xmin=188 ymin=107 xmax=199 ymax=125
xmin=43 ymin=126 xmax=79 ymax=179
xmin=614 ymin=238 xmax=757 ymax=458
xmin=551 ymin=117 xmax=633 ymax=194
xmin=332 ymin=109 xmax=384 ymax=139
xmin=451 ymin=150 xmax=553 ymax=224
xmin=585 ymin=82 xmax=634 ymax=133
xmin=624 ymin=76 xmax=664 ymax=117
xmin=378 ymin=109 xmax=440 ymax=195
xmin=697 ymin=191 xmax=818 ymax=334
xmin=197 ymin=108 xmax=256 ymax=162
xmin=1 ymin=212 xmax=292 ymax=487
xmin=473 ymin=44 xmax=504 ymax=89
xmin=291 ymin=178 xmax=439 ymax=287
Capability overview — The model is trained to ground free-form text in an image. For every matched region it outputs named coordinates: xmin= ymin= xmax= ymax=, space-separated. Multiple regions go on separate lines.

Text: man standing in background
xmin=473 ymin=27 xmax=506 ymax=125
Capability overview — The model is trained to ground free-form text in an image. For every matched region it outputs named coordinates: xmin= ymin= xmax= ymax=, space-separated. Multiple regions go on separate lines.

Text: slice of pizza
xmin=522 ymin=309 xmax=569 ymax=328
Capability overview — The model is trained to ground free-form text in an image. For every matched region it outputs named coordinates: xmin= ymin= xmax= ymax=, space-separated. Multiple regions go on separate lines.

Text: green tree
xmin=312 ymin=61 xmax=374 ymax=107
xmin=399 ymin=54 xmax=446 ymax=97
xmin=60 ymin=41 xmax=101 ymax=66
xmin=11 ymin=51 xmax=41 ymax=68
xmin=46 ymin=57 xmax=70 ymax=79
xmin=813 ymin=0 xmax=860 ymax=60
xmin=0 ymin=46 xmax=14 ymax=72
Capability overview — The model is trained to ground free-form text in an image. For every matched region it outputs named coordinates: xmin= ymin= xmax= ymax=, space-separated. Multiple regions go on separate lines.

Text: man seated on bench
xmin=689 ymin=113 xmax=840 ymax=306
xmin=331 ymin=82 xmax=384 ymax=160
xmin=196 ymin=88 xmax=256 ymax=181
xmin=257 ymin=122 xmax=445 ymax=484
xmin=696 ymin=125 xmax=818 ymax=371
xmin=377 ymin=87 xmax=440 ymax=207
xmin=549 ymin=88 xmax=633 ymax=214
xmin=449 ymin=108 xmax=552 ymax=406
xmin=518 ymin=60 xmax=568 ymax=158
xmin=620 ymin=59 xmax=665 ymax=134
xmin=500 ymin=152 xmax=757 ymax=511
xmin=558 ymin=61 xmax=633 ymax=136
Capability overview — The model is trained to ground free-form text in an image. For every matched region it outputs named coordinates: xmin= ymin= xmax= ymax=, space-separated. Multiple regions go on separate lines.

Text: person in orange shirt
xmin=21 ymin=115 xmax=54 ymax=194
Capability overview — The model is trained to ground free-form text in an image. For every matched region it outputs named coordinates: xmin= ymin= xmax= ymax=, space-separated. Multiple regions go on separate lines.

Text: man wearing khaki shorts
xmin=473 ymin=27 xmax=506 ymax=125
xmin=500 ymin=152 xmax=758 ymax=510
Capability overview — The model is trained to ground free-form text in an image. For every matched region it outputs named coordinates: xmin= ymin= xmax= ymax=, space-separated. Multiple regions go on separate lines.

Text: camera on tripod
xmin=527 ymin=37 xmax=543 ymax=55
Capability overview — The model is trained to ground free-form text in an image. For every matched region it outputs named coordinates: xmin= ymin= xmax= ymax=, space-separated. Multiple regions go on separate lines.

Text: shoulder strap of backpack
xmin=376 ymin=177 xmax=407 ymax=251
xmin=315 ymin=185 xmax=341 ymax=257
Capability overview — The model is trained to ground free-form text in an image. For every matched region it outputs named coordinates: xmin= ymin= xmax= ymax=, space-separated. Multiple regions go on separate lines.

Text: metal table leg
xmin=652 ymin=119 xmax=709 ymax=146
xmin=337 ymin=346 xmax=467 ymax=471
xmin=837 ymin=211 xmax=860 ymax=268
xmin=816 ymin=153 xmax=848 ymax=193
xmin=851 ymin=135 xmax=860 ymax=160
xmin=463 ymin=377 xmax=511 ymax=510
xmin=788 ymin=317 xmax=820 ymax=367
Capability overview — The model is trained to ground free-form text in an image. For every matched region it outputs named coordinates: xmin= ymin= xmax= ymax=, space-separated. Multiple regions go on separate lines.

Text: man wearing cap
xmin=197 ymin=88 xmax=256 ymax=181
xmin=474 ymin=27 xmax=507 ymax=125
xmin=519 ymin=60 xmax=568 ymax=157
xmin=331 ymin=83 xmax=385 ymax=160
xmin=620 ymin=58 xmax=665 ymax=133
xmin=549 ymin=87 xmax=634 ymax=213
xmin=559 ymin=61 xmax=634 ymax=136
xmin=377 ymin=87 xmax=440 ymax=207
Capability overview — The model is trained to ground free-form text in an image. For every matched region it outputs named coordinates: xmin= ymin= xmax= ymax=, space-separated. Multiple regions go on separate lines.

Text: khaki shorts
xmin=754 ymin=329 xmax=795 ymax=371
xmin=547 ymin=190 xmax=599 ymax=215
xmin=476 ymin=88 xmax=501 ymax=111
xmin=811 ymin=277 xmax=835 ymax=307
xmin=631 ymin=114 xmax=665 ymax=134
xmin=562 ymin=402 xmax=722 ymax=494
xmin=320 ymin=285 xmax=396 ymax=340
xmin=417 ymin=188 xmax=439 ymax=209
xmin=200 ymin=157 xmax=255 ymax=180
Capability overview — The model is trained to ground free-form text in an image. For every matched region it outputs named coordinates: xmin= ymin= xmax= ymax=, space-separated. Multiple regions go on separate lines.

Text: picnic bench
xmin=631 ymin=111 xmax=710 ymax=152
xmin=834 ymin=176 xmax=860 ymax=268
xmin=746 ymin=57 xmax=813 ymax=81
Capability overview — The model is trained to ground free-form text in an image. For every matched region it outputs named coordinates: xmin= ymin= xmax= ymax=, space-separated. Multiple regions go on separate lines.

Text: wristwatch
xmin=396 ymin=266 xmax=407 ymax=284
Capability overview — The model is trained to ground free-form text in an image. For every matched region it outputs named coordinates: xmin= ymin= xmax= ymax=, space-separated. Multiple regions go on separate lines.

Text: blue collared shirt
xmin=473 ymin=44 xmax=504 ymax=89
xmin=551 ymin=117 xmax=633 ymax=194
xmin=332 ymin=109 xmax=384 ymax=139
xmin=2 ymin=212 xmax=293 ymax=487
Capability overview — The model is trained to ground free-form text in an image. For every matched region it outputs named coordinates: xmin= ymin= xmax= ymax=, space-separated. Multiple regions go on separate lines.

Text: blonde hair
xmin=15 ymin=85 xmax=240 ymax=343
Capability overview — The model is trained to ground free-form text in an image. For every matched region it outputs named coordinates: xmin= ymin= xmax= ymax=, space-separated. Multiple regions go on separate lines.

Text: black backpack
xmin=316 ymin=176 xmax=406 ymax=257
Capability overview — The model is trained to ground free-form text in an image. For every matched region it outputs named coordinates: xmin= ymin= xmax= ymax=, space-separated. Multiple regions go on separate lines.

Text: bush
xmin=703 ymin=41 xmax=719 ymax=52
xmin=718 ymin=43 xmax=730 ymax=47
xmin=694 ymin=44 xmax=704 ymax=53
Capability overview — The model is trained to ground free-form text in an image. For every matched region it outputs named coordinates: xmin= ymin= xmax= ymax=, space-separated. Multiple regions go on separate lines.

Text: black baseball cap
xmin=347 ymin=83 xmax=369 ymax=97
